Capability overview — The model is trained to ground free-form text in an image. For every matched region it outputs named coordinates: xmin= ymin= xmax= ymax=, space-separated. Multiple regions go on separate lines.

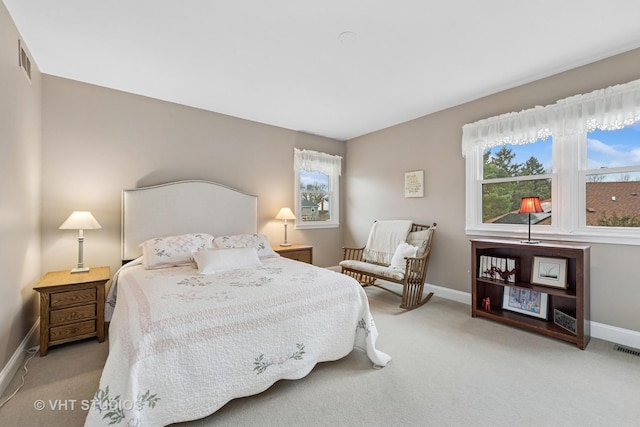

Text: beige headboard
xmin=121 ymin=180 xmax=258 ymax=261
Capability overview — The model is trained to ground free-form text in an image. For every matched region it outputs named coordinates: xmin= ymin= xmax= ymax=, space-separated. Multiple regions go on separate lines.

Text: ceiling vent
xmin=18 ymin=40 xmax=31 ymax=82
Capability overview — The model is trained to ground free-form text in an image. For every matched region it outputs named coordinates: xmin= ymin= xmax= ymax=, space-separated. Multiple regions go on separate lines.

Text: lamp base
xmin=520 ymin=240 xmax=541 ymax=244
xmin=279 ymin=243 xmax=292 ymax=247
xmin=71 ymin=267 xmax=90 ymax=274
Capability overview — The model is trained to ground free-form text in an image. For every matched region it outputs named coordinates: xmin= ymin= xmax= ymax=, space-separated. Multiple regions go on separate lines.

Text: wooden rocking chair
xmin=340 ymin=221 xmax=436 ymax=310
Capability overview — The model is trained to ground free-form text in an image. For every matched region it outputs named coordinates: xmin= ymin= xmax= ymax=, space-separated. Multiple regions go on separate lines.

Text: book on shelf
xmin=478 ymin=255 xmax=517 ymax=283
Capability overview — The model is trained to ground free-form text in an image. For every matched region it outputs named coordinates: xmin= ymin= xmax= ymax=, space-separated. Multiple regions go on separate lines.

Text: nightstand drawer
xmin=273 ymin=244 xmax=313 ymax=264
xmin=50 ymin=288 xmax=96 ymax=307
xmin=281 ymin=249 xmax=312 ymax=263
xmin=50 ymin=304 xmax=96 ymax=325
xmin=50 ymin=320 xmax=96 ymax=342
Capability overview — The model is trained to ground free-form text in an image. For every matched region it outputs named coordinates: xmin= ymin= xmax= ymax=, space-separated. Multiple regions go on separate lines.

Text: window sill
xmin=466 ymin=226 xmax=640 ymax=246
xmin=295 ymin=222 xmax=339 ymax=230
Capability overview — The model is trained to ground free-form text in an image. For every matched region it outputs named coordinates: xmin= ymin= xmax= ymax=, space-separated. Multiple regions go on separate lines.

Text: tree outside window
xmin=482 ymin=142 xmax=552 ymax=225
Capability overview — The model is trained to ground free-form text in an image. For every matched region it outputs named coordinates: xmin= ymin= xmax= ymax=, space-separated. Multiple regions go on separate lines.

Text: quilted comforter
xmin=84 ymin=256 xmax=390 ymax=426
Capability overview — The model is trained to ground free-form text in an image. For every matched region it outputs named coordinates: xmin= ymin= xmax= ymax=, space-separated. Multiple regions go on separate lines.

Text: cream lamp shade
xmin=275 ymin=207 xmax=296 ymax=246
xmin=59 ymin=211 xmax=102 ymax=273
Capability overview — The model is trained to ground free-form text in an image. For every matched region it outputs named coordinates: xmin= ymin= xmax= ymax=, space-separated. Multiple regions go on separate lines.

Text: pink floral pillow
xmin=140 ymin=233 xmax=214 ymax=269
xmin=212 ymin=234 xmax=279 ymax=258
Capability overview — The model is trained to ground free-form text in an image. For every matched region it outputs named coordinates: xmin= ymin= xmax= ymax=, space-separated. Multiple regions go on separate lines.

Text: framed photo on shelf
xmin=553 ymin=309 xmax=577 ymax=335
xmin=502 ymin=286 xmax=548 ymax=319
xmin=531 ymin=256 xmax=568 ymax=289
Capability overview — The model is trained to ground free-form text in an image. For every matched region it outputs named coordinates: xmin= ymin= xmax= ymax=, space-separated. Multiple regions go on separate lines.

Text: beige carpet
xmin=2 ymin=288 xmax=640 ymax=427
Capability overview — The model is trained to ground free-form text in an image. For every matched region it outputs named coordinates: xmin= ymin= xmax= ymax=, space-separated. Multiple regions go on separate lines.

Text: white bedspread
xmin=85 ymin=257 xmax=390 ymax=426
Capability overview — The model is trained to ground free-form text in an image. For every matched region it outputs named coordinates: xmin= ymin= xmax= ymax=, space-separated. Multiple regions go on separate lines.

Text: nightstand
xmin=273 ymin=244 xmax=313 ymax=264
xmin=33 ymin=266 xmax=110 ymax=356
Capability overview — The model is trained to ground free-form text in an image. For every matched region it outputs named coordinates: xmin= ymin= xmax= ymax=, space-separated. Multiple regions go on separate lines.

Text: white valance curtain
xmin=293 ymin=148 xmax=342 ymax=176
xmin=461 ymin=78 xmax=640 ymax=157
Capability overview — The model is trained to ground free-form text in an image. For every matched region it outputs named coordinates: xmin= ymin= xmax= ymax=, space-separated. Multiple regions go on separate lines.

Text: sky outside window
xmin=484 ymin=123 xmax=640 ymax=176
xmin=588 ymin=124 xmax=640 ymax=171
xmin=300 ymin=170 xmax=329 ymax=188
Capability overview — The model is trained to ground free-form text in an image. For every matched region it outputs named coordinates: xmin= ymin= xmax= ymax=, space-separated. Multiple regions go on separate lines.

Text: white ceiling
xmin=5 ymin=1 xmax=640 ymax=141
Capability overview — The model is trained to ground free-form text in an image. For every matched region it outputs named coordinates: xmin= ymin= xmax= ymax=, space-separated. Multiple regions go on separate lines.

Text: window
xmin=293 ymin=148 xmax=341 ymax=229
xmin=585 ymin=127 xmax=640 ymax=227
xmin=482 ymin=140 xmax=552 ymax=225
xmin=463 ymin=79 xmax=640 ymax=245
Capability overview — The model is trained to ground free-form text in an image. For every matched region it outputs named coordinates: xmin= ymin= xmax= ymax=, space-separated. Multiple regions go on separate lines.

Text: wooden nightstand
xmin=33 ymin=267 xmax=111 ymax=356
xmin=273 ymin=244 xmax=313 ymax=264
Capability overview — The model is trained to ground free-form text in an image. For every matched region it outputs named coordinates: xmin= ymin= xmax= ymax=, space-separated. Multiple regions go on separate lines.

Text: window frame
xmin=463 ymin=79 xmax=640 ymax=246
xmin=466 ymin=144 xmax=563 ymax=240
xmin=480 ymin=142 xmax=554 ymax=226
xmin=294 ymin=149 xmax=341 ymax=230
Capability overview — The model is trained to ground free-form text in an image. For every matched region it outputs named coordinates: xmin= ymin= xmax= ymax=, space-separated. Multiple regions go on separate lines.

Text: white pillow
xmin=389 ymin=242 xmax=418 ymax=270
xmin=193 ymin=247 xmax=262 ymax=274
xmin=213 ymin=234 xmax=279 ymax=258
xmin=140 ymin=233 xmax=214 ymax=269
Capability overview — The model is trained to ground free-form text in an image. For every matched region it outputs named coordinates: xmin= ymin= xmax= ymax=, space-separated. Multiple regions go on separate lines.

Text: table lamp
xmin=519 ymin=196 xmax=543 ymax=244
xmin=59 ymin=211 xmax=102 ymax=273
xmin=275 ymin=207 xmax=296 ymax=247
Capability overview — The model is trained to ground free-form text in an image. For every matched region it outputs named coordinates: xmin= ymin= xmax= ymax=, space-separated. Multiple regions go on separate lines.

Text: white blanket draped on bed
xmin=85 ymin=257 xmax=390 ymax=426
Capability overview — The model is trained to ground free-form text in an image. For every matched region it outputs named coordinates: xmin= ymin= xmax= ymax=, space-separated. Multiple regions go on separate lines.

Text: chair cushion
xmin=339 ymin=260 xmax=405 ymax=281
xmin=407 ymin=228 xmax=433 ymax=257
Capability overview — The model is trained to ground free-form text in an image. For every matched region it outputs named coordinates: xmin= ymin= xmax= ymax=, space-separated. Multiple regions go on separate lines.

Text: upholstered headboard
xmin=121 ymin=180 xmax=258 ymax=261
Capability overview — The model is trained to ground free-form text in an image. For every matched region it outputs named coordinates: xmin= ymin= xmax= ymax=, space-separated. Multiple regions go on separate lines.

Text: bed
xmin=84 ymin=180 xmax=390 ymax=426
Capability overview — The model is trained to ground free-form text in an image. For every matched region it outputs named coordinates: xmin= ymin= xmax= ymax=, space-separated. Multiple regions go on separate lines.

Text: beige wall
xmin=3 ymin=5 xmax=640 ymax=375
xmin=345 ymin=47 xmax=640 ymax=333
xmin=0 ymin=2 xmax=41 ymax=371
xmin=41 ymin=76 xmax=346 ymax=276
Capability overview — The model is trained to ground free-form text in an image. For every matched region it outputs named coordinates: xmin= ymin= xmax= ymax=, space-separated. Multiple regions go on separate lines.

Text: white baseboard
xmin=326 ymin=268 xmax=472 ymax=305
xmin=591 ymin=321 xmax=640 ymax=349
xmin=0 ymin=320 xmax=39 ymax=397
xmin=425 ymin=282 xmax=471 ymax=305
xmin=425 ymin=283 xmax=640 ymax=349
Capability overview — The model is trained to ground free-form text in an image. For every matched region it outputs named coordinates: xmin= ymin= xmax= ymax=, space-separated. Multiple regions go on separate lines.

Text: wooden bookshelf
xmin=471 ymin=239 xmax=590 ymax=349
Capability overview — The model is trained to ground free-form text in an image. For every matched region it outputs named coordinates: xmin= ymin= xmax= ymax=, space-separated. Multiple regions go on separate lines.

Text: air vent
xmin=18 ymin=40 xmax=31 ymax=82
xmin=614 ymin=344 xmax=640 ymax=357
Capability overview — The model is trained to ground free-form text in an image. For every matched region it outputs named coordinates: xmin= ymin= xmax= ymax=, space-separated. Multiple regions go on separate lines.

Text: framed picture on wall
xmin=404 ymin=170 xmax=424 ymax=198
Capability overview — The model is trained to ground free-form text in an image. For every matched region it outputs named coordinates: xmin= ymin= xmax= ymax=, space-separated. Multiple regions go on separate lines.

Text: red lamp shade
xmin=519 ymin=196 xmax=543 ymax=244
xmin=519 ymin=197 xmax=543 ymax=214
